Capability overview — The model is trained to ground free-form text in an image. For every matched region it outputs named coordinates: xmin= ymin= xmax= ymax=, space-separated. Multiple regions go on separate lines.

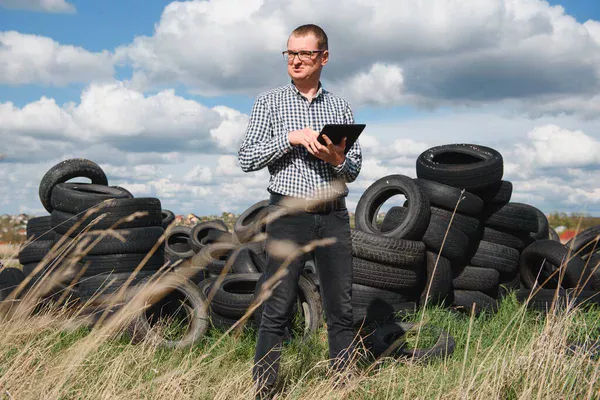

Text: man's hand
xmin=288 ymin=127 xmax=321 ymax=153
xmin=288 ymin=129 xmax=346 ymax=166
xmin=312 ymin=134 xmax=346 ymax=166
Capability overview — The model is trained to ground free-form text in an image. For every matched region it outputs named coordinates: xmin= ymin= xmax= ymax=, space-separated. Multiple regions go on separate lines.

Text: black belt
xmin=269 ymin=193 xmax=346 ymax=213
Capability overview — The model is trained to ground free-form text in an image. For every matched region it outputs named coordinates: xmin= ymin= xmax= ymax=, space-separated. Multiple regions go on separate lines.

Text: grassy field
xmin=1 ymin=211 xmax=600 ymax=399
xmin=0 ymin=284 xmax=598 ymax=399
xmin=0 ymin=244 xmax=19 ymax=268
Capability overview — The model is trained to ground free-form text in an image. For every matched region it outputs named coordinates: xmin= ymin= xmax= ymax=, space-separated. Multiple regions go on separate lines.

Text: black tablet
xmin=317 ymin=124 xmax=366 ymax=154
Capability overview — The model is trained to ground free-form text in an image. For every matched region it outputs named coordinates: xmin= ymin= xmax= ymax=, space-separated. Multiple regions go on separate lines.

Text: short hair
xmin=289 ymin=24 xmax=328 ymax=50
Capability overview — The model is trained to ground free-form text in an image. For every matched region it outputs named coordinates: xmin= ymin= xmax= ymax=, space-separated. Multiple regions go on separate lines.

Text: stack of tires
xmin=21 ymin=158 xmax=167 ymax=307
xmin=351 ymin=175 xmax=431 ymax=327
xmin=366 ymin=143 xmax=597 ymax=316
xmin=410 ymin=144 xmax=514 ymax=314
xmin=0 ymin=266 xmax=27 ymax=308
xmin=18 ymin=216 xmax=59 ymax=291
xmin=163 ymin=199 xmax=323 ymax=337
xmin=350 ymin=175 xmax=458 ymax=360
xmin=515 ymin=224 xmax=600 ymax=311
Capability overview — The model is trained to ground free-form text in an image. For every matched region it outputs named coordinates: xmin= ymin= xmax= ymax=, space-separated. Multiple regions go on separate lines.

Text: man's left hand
xmin=310 ymin=134 xmax=346 ymax=166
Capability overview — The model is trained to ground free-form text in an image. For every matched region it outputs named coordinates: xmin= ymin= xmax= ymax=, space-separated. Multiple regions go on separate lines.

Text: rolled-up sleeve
xmin=238 ymin=97 xmax=293 ymax=172
xmin=331 ymin=102 xmax=362 ymax=183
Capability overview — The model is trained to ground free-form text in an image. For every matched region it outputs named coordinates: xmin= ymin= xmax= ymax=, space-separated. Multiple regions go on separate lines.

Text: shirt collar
xmin=288 ymin=80 xmax=325 ymax=100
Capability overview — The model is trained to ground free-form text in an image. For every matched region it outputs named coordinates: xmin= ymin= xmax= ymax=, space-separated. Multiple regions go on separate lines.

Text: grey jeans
xmin=252 ymin=202 xmax=355 ymax=389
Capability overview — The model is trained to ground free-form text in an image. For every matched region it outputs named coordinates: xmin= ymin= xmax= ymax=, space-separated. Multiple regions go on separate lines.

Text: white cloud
xmin=0 ymin=31 xmax=112 ymax=86
xmin=209 ymin=107 xmax=250 ymax=149
xmin=3 ymin=113 xmax=600 ymax=217
xmin=215 ymin=155 xmax=245 ymax=177
xmin=0 ymin=0 xmax=75 ymax=13
xmin=113 ymin=0 xmax=600 ymax=117
xmin=585 ymin=20 xmax=600 ymax=46
xmin=184 ymin=165 xmax=213 ymax=183
xmin=513 ymin=124 xmax=600 ymax=170
xmin=0 ymin=81 xmax=246 ymax=160
xmin=331 ymin=63 xmax=407 ymax=108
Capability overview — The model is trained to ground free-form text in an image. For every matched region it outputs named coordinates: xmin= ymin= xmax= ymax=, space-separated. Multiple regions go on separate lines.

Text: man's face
xmin=286 ymin=33 xmax=328 ymax=82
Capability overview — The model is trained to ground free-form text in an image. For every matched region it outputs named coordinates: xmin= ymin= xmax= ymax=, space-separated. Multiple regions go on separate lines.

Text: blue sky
xmin=1 ymin=0 xmax=600 ymax=217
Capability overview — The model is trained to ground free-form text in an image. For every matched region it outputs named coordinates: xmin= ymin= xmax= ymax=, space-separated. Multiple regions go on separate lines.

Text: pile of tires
xmin=163 ymin=199 xmax=323 ymax=336
xmin=348 ymin=142 xmax=600 ymax=359
xmin=351 ymin=143 xmax=600 ymax=323
xmin=515 ymin=224 xmax=600 ymax=311
xmin=17 ymin=158 xmax=173 ymax=307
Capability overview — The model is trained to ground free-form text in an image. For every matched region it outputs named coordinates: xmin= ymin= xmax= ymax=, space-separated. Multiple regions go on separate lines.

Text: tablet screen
xmin=318 ymin=124 xmax=366 ymax=154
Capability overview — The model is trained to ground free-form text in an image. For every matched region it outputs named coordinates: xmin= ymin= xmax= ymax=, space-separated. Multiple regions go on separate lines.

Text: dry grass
xmin=0 ymin=200 xmax=599 ymax=399
xmin=0 ymin=287 xmax=598 ymax=399
xmin=0 ymin=243 xmax=19 ymax=268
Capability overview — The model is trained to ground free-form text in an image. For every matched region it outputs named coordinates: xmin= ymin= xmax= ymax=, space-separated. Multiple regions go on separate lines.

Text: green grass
xmin=0 ymin=290 xmax=599 ymax=399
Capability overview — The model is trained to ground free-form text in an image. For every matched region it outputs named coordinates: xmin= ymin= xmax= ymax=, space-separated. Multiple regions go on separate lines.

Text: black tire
xmin=227 ymin=243 xmax=261 ymax=274
xmin=414 ymin=179 xmax=483 ymax=216
xmin=191 ymin=242 xmax=236 ymax=275
xmin=520 ymin=239 xmax=596 ymax=291
xmin=355 ymin=174 xmax=430 ymax=240
xmin=384 ymin=206 xmax=469 ymax=264
xmin=233 ymin=200 xmax=269 ymax=244
xmin=77 ymin=252 xmax=165 ymax=277
xmin=0 ymin=267 xmax=26 ymax=301
xmin=21 ymin=262 xmax=73 ymax=299
xmin=482 ymin=226 xmax=534 ymax=251
xmin=452 ymin=266 xmax=500 ymax=298
xmin=65 ymin=226 xmax=165 ymax=256
xmin=353 ymin=302 xmax=417 ymax=328
xmin=201 ymin=229 xmax=233 ymax=245
xmin=164 ymin=226 xmax=195 ymax=262
xmin=549 ymin=227 xmax=560 ymax=242
xmin=208 ymin=310 xmax=257 ymax=330
xmin=479 ymin=202 xmax=539 ymax=234
xmin=498 ymin=273 xmax=521 ymax=298
xmin=211 ymin=273 xmax=323 ymax=338
xmin=245 ymin=240 xmax=267 ymax=272
xmin=371 ymin=322 xmax=455 ymax=361
xmin=18 ymin=240 xmax=55 ymax=265
xmin=515 ymin=287 xmax=570 ymax=311
xmin=352 ymin=258 xmax=422 ymax=292
xmin=127 ymin=273 xmax=210 ymax=348
xmin=77 ymin=270 xmax=154 ymax=302
xmin=453 ymin=290 xmax=499 ymax=315
xmin=39 ymin=158 xmax=108 ymax=213
xmin=420 ymin=252 xmax=453 ymax=307
xmin=422 ymin=217 xmax=470 ymax=265
xmin=469 ymin=241 xmax=520 ymax=279
xmin=26 ymin=216 xmax=56 ymax=241
xmin=516 ymin=287 xmax=600 ymax=311
xmin=565 ymin=225 xmax=600 ymax=260
xmin=415 ymin=144 xmax=503 ymax=191
xmin=529 ymin=206 xmax=550 ymax=241
xmin=50 ymin=182 xmax=133 ymax=214
xmin=161 ymin=209 xmax=175 ymax=229
xmin=352 ymin=283 xmax=412 ymax=308
xmin=51 ymin=198 xmax=162 ymax=237
xmin=350 ymin=228 xmax=425 ymax=268
xmin=189 ymin=220 xmax=229 ymax=253
xmin=207 ymin=273 xmax=261 ymax=318
xmin=471 ymin=180 xmax=512 ymax=205
xmin=429 ymin=206 xmax=482 ymax=243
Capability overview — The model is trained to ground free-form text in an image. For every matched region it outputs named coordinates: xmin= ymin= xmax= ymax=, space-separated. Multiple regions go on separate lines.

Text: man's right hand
xmin=288 ymin=127 xmax=325 ymax=154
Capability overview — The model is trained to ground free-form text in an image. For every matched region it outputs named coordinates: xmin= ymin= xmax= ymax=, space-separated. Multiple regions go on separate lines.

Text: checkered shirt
xmin=238 ymin=82 xmax=362 ymax=200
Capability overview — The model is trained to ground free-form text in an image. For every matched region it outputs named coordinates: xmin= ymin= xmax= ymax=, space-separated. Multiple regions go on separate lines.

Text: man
xmin=238 ymin=23 xmax=362 ymax=398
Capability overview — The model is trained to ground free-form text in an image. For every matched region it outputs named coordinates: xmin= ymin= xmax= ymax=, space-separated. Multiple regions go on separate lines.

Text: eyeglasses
xmin=282 ymin=50 xmax=325 ymax=62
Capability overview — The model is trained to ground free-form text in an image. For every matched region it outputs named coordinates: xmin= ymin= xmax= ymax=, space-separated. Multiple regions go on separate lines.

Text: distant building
xmin=559 ymin=229 xmax=579 ymax=244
